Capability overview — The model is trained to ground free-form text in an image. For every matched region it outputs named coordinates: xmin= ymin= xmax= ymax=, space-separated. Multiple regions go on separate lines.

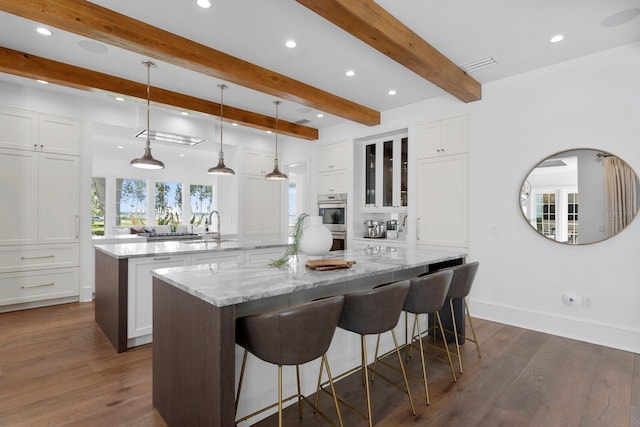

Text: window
xmin=536 ymin=193 xmax=556 ymax=238
xmin=189 ymin=184 xmax=213 ymax=228
xmin=91 ymin=177 xmax=106 ymax=235
xmin=116 ymin=178 xmax=147 ymax=226
xmin=567 ymin=192 xmax=579 ymax=243
xmin=155 ymin=181 xmax=182 ymax=229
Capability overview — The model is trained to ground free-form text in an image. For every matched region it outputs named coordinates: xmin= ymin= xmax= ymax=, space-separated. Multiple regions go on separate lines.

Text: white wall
xmin=318 ymin=41 xmax=640 ymax=353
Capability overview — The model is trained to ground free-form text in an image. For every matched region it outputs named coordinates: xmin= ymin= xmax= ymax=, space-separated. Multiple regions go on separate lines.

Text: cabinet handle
xmin=21 ymin=282 xmax=54 ymax=289
xmin=75 ymin=215 xmax=79 ymax=239
xmin=416 ymin=218 xmax=421 ymax=240
xmin=153 ymin=257 xmax=171 ymax=261
xmin=21 ymin=255 xmax=55 ymax=260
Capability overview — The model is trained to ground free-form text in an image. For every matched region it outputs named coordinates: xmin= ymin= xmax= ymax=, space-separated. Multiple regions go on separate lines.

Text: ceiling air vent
xmin=295 ymin=119 xmax=311 ymax=125
xmin=460 ymin=56 xmax=497 ymax=73
xmin=136 ymin=130 xmax=205 ymax=146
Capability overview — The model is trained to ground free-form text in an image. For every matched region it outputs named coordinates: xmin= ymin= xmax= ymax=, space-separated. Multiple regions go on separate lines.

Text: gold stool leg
xmin=296 ymin=365 xmax=303 ymax=419
xmin=415 ymin=318 xmax=430 ymax=405
xmin=450 ymin=298 xmax=463 ymax=374
xmin=392 ymin=330 xmax=416 ymax=415
xmin=464 ymin=298 xmax=482 ymax=358
xmin=323 ymin=354 xmax=344 ymax=427
xmin=435 ymin=310 xmax=457 ymax=382
xmin=361 ymin=335 xmax=373 ymax=427
xmin=278 ymin=365 xmax=283 ymax=427
xmin=235 ymin=349 xmax=248 ymax=416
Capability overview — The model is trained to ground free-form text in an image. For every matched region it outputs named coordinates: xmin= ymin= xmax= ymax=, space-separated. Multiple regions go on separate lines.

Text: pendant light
xmin=207 ymin=84 xmax=235 ymax=175
xmin=130 ymin=60 xmax=165 ymax=170
xmin=265 ymin=100 xmax=288 ymax=181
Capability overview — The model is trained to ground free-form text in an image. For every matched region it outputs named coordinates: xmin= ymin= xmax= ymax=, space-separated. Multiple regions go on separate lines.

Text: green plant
xmin=270 ymin=213 xmax=308 ymax=267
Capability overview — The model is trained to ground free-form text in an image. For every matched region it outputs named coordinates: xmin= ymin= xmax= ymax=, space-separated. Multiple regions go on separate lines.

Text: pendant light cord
xmin=144 ymin=60 xmax=152 ymax=150
xmin=274 ymin=100 xmax=280 ymax=161
xmin=219 ymin=84 xmax=226 ymax=155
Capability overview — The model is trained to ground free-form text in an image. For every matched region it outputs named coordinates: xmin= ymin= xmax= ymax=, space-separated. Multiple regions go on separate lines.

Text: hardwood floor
xmin=1 ymin=301 xmax=638 ymax=426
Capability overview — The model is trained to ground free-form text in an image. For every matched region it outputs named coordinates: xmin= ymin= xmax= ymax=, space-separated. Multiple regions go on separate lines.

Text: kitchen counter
xmin=152 ymin=247 xmax=463 ymax=309
xmin=151 ymin=247 xmax=466 ymax=426
xmin=94 ymin=239 xmax=286 ymax=260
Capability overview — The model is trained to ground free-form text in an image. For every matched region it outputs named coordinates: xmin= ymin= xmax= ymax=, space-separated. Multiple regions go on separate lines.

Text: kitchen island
xmin=151 ymin=247 xmax=466 ymax=427
xmin=94 ymin=240 xmax=287 ymax=352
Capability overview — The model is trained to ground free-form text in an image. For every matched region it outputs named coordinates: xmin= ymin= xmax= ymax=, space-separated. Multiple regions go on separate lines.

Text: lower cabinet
xmin=244 ymin=247 xmax=285 ymax=264
xmin=127 ymin=254 xmax=191 ymax=343
xmin=0 ymin=267 xmax=79 ymax=308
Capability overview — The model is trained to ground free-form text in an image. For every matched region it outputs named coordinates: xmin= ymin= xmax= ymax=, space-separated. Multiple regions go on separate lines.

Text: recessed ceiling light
xmin=181 ymin=111 xmax=189 ymax=116
xmin=550 ymin=34 xmax=564 ymax=43
xmin=179 ymin=154 xmax=185 ymax=157
xmin=601 ymin=8 xmax=640 ymax=27
xmin=36 ymin=27 xmax=52 ymax=36
xmin=232 ymin=123 xmax=238 ymax=126
xmin=115 ymin=96 xmax=125 ymax=102
xmin=316 ymin=113 xmax=324 ymax=118
xmin=36 ymin=79 xmax=48 ymax=84
xmin=266 ymin=130 xmax=272 ymax=134
xmin=117 ymin=145 xmax=124 ymax=149
xmin=285 ymin=40 xmax=297 ymax=49
xmin=78 ymin=39 xmax=108 ymax=54
xmin=345 ymin=70 xmax=356 ymax=77
xmin=388 ymin=90 xmax=397 ymax=95
xmin=196 ymin=0 xmax=211 ymax=8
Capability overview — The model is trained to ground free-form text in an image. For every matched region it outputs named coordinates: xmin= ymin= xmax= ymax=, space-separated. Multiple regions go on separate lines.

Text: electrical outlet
xmin=583 ymin=295 xmax=593 ymax=309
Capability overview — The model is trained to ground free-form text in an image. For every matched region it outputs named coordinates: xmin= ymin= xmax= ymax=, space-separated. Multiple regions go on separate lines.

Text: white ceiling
xmin=1 ymin=0 xmax=639 ymax=133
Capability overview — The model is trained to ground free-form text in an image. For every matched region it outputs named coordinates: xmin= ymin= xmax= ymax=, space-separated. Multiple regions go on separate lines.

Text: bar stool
xmin=399 ymin=269 xmax=456 ymax=404
xmin=235 ymin=295 xmax=345 ymax=427
xmin=317 ymin=280 xmax=415 ymax=427
xmin=443 ymin=261 xmax=481 ymax=374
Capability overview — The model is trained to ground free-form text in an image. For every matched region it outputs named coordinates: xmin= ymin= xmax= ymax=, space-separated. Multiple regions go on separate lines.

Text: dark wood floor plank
xmin=582 ymin=346 xmax=634 ymax=426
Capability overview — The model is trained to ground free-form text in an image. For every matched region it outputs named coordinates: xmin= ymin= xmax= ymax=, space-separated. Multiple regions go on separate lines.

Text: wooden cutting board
xmin=305 ymin=259 xmax=356 ymax=271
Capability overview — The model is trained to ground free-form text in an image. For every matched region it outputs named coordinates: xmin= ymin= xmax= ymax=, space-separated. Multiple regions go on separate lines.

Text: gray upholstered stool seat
xmin=235 ymin=295 xmax=345 ymax=427
xmin=317 ymin=280 xmax=415 ymax=427
xmin=397 ymin=269 xmax=457 ymax=404
xmin=443 ymin=261 xmax=481 ymax=374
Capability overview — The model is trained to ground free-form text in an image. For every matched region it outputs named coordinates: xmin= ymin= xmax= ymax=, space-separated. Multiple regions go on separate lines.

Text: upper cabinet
xmin=243 ymin=149 xmax=276 ymax=176
xmin=318 ymin=141 xmax=348 ymax=172
xmin=0 ymin=107 xmax=81 ymax=156
xmin=317 ymin=140 xmax=349 ymax=194
xmin=361 ymin=133 xmax=408 ymax=210
xmin=416 ymin=115 xmax=468 ymax=159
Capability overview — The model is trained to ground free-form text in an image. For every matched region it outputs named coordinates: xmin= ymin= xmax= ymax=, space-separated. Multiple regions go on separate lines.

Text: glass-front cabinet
xmin=362 ymin=132 xmax=408 ymax=211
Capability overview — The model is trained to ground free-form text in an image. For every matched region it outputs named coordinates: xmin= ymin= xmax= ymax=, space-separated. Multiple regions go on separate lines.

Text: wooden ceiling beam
xmin=296 ymin=0 xmax=482 ymax=103
xmin=0 ymin=47 xmax=318 ymax=140
xmin=0 ymin=0 xmax=380 ymax=126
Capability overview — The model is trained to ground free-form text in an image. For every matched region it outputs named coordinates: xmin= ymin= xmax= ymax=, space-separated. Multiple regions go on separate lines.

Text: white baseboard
xmin=470 ymin=298 xmax=640 ymax=354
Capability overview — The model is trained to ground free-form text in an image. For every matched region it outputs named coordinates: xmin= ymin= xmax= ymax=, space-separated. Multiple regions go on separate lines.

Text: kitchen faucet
xmin=205 ymin=210 xmax=221 ymax=244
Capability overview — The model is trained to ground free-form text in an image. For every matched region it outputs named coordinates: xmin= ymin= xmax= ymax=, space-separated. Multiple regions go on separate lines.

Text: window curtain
xmin=603 ymin=156 xmax=637 ymax=238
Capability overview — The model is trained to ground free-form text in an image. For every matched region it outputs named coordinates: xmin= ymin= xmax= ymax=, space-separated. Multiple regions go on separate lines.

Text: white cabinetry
xmin=415 ymin=115 xmax=469 ymax=251
xmin=416 ymin=115 xmax=468 ymax=159
xmin=191 ymin=250 xmax=244 ymax=265
xmin=317 ymin=141 xmax=349 ymax=194
xmin=361 ymin=133 xmax=408 ymax=210
xmin=242 ymin=150 xmax=282 ymax=238
xmin=0 ymin=108 xmax=82 ymax=310
xmin=127 ymin=254 xmax=191 ymax=342
xmin=244 ymin=247 xmax=284 ymax=264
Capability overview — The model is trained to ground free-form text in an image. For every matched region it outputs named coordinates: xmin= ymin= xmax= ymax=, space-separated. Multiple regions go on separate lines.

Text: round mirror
xmin=519 ymin=149 xmax=640 ymax=244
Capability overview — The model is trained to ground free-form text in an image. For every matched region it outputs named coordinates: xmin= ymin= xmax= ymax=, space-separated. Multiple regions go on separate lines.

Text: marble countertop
xmin=94 ymin=239 xmax=287 ymax=259
xmin=151 ymin=247 xmax=466 ymax=308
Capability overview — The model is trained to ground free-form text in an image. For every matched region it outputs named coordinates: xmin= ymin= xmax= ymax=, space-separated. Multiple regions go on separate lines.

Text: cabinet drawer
xmin=0 ymin=267 xmax=79 ymax=305
xmin=0 ymin=244 xmax=79 ymax=273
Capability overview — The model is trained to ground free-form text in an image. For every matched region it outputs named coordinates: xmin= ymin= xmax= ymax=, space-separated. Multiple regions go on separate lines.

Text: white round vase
xmin=299 ymin=216 xmax=333 ymax=256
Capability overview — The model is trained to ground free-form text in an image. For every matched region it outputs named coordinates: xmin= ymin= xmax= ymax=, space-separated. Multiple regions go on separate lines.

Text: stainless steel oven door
xmin=318 ymin=194 xmax=347 ymax=233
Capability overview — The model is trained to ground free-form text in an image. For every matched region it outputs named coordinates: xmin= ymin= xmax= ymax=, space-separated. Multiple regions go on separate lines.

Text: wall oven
xmin=318 ymin=193 xmax=347 ymax=251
